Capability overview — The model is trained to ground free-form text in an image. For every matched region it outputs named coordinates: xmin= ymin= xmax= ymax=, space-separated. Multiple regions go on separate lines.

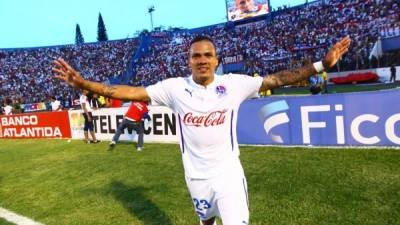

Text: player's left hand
xmin=323 ymin=36 xmax=351 ymax=68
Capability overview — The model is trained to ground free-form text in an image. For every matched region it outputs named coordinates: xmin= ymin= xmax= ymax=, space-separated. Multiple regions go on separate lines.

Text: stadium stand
xmin=131 ymin=0 xmax=399 ymax=86
xmin=0 ymin=38 xmax=139 ymax=110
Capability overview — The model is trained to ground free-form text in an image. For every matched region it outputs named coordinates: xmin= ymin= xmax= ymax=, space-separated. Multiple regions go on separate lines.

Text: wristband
xmin=313 ymin=61 xmax=325 ymax=73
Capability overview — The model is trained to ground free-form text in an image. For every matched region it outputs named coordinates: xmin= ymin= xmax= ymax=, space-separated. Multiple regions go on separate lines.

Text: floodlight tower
xmin=148 ymin=6 xmax=155 ymax=31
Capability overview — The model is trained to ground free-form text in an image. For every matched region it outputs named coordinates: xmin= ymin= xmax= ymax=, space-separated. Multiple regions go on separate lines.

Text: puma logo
xmin=185 ymin=88 xmax=193 ymax=97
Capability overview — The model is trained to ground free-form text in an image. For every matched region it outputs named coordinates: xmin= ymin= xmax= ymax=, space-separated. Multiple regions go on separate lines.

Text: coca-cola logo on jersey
xmin=183 ymin=109 xmax=227 ymax=127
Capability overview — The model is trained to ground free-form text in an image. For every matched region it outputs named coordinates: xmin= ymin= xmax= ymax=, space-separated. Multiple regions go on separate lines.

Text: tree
xmin=97 ymin=13 xmax=108 ymax=42
xmin=75 ymin=24 xmax=85 ymax=45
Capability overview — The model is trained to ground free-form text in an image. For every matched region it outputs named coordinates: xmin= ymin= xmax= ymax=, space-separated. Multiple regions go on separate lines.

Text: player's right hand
xmin=52 ymin=58 xmax=84 ymax=89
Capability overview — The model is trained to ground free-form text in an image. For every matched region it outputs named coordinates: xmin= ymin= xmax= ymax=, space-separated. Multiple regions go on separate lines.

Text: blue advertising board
xmin=237 ymin=89 xmax=400 ymax=146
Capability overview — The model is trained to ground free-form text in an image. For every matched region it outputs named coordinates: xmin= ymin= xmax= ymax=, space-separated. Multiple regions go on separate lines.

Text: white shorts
xmin=185 ymin=165 xmax=249 ymax=225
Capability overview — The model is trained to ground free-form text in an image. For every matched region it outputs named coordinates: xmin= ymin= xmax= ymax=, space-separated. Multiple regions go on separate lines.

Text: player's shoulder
xmin=146 ymin=77 xmax=188 ymax=97
xmin=219 ymin=73 xmax=258 ymax=81
xmin=219 ymin=73 xmax=263 ymax=92
xmin=155 ymin=77 xmax=187 ymax=86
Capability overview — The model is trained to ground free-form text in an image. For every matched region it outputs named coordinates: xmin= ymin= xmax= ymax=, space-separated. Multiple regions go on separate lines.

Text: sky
xmin=0 ymin=0 xmax=306 ymax=49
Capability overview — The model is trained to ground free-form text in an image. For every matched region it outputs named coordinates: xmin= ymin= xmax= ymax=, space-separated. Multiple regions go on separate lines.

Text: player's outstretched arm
xmin=260 ymin=36 xmax=351 ymax=91
xmin=52 ymin=58 xmax=150 ymax=101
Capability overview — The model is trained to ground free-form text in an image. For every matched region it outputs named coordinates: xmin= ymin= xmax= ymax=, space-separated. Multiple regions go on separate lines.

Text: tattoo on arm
xmin=81 ymin=80 xmax=147 ymax=101
xmin=261 ymin=63 xmax=317 ymax=91
xmin=82 ymin=80 xmax=117 ymax=98
xmin=104 ymin=85 xmax=117 ymax=97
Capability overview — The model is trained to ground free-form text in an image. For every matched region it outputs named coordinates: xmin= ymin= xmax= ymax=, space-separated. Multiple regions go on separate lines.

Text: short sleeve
xmin=79 ymin=95 xmax=86 ymax=105
xmin=229 ymin=74 xmax=263 ymax=101
xmin=145 ymin=78 xmax=177 ymax=109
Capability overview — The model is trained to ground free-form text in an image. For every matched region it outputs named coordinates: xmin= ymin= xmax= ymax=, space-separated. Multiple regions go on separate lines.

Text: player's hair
xmin=189 ymin=35 xmax=216 ymax=49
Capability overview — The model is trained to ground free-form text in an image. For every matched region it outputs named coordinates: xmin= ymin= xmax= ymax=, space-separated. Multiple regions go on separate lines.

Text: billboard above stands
xmin=227 ymin=0 xmax=270 ymax=21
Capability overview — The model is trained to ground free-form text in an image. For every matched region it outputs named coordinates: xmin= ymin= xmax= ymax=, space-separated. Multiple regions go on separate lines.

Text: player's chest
xmin=174 ymin=84 xmax=235 ymax=113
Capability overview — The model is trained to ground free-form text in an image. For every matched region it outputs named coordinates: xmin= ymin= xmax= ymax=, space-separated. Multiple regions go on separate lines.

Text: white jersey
xmin=51 ymin=100 xmax=62 ymax=111
xmin=79 ymin=95 xmax=93 ymax=112
xmin=146 ymin=74 xmax=263 ymax=178
xmin=3 ymin=105 xmax=13 ymax=115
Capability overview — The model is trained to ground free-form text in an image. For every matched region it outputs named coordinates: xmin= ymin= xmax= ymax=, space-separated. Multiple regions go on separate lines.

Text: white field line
xmin=0 ymin=207 xmax=44 ymax=225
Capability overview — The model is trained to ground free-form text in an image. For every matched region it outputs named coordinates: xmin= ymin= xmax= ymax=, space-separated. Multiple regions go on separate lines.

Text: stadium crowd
xmin=0 ymin=38 xmax=139 ymax=112
xmin=132 ymin=0 xmax=399 ymax=86
xmin=1 ymin=0 xmax=399 ymax=113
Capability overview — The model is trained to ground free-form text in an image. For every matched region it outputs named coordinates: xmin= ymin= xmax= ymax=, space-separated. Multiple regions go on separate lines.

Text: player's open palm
xmin=52 ymin=58 xmax=84 ymax=88
xmin=323 ymin=36 xmax=351 ymax=68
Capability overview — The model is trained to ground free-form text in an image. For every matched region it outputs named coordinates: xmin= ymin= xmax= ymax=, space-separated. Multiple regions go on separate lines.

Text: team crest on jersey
xmin=215 ymin=85 xmax=226 ymax=96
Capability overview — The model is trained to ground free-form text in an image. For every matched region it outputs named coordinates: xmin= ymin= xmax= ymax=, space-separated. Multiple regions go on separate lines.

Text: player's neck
xmin=193 ymin=75 xmax=214 ymax=87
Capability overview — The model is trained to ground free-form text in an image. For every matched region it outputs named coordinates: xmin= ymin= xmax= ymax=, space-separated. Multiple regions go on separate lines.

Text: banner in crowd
xmin=291 ymin=44 xmax=326 ymax=51
xmin=237 ymin=89 xmax=400 ymax=146
xmin=22 ymin=102 xmax=47 ymax=112
xmin=223 ymin=62 xmax=245 ymax=73
xmin=0 ymin=111 xmax=71 ymax=139
xmin=382 ymin=35 xmax=400 ymax=51
xmin=223 ymin=55 xmax=244 ymax=64
xmin=68 ymin=106 xmax=179 ymax=143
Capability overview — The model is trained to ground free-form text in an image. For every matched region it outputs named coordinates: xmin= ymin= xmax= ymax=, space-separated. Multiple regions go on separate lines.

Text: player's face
xmin=189 ymin=40 xmax=218 ymax=86
xmin=239 ymin=0 xmax=254 ymax=12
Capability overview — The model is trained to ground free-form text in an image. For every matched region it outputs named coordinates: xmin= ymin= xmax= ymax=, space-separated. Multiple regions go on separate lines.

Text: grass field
xmin=0 ymin=139 xmax=399 ymax=225
xmin=0 ymin=218 xmax=13 ymax=225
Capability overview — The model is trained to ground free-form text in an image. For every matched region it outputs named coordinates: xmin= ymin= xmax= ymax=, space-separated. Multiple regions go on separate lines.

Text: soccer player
xmin=53 ymin=35 xmax=351 ymax=225
xmin=80 ymin=90 xmax=100 ymax=144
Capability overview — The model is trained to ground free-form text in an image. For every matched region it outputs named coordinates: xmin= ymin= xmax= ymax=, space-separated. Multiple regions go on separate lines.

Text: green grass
xmin=0 ymin=218 xmax=14 ymax=225
xmin=273 ymin=83 xmax=400 ymax=95
xmin=0 ymin=139 xmax=399 ymax=225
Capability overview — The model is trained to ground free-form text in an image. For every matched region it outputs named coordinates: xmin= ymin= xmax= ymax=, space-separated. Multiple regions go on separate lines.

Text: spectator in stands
xmin=80 ymin=90 xmax=100 ymax=144
xmin=309 ymin=73 xmax=324 ymax=95
xmin=390 ymin=65 xmax=397 ymax=83
xmin=109 ymin=101 xmax=150 ymax=151
xmin=12 ymin=98 xmax=23 ymax=114
xmin=53 ymin=35 xmax=351 ymax=225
